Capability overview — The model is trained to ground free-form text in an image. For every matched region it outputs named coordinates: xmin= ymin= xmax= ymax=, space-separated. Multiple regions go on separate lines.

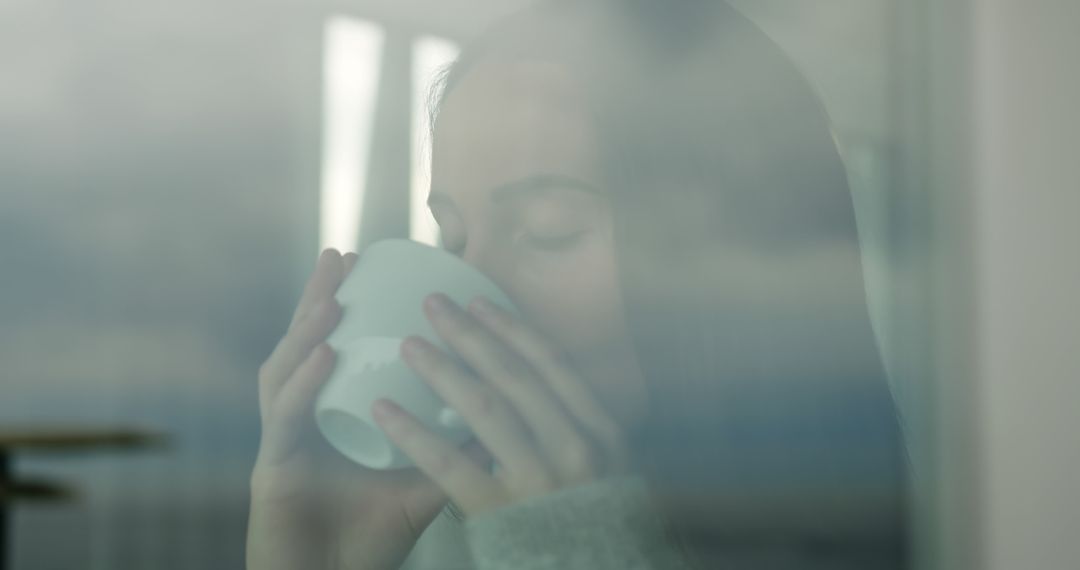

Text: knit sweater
xmin=405 ymin=475 xmax=905 ymax=570
xmin=463 ymin=476 xmax=694 ymax=570
xmin=400 ymin=475 xmax=693 ymax=569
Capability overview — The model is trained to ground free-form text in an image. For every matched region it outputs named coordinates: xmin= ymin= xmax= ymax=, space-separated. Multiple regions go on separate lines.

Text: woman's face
xmin=429 ymin=58 xmax=648 ymax=429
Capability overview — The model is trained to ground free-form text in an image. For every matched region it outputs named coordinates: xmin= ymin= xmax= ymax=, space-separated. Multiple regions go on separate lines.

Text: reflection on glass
xmin=411 ymin=35 xmax=460 ymax=246
xmin=319 ymin=16 xmax=384 ymax=253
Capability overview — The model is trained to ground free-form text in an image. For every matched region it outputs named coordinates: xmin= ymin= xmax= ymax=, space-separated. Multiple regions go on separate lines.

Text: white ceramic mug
xmin=314 ymin=238 xmax=519 ymax=469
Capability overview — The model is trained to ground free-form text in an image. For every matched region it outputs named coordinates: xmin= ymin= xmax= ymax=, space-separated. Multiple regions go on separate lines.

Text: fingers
xmin=259 ymin=343 xmax=337 ymax=465
xmin=261 ymin=248 xmax=352 ymax=415
xmin=259 ymin=298 xmax=342 ymax=417
xmin=288 ymin=249 xmax=345 ymax=333
xmin=399 ymin=336 xmax=547 ymax=482
xmin=372 ymin=398 xmax=504 ymax=515
xmin=460 ymin=437 xmax=495 ymax=471
xmin=419 ymin=294 xmax=596 ymax=474
xmin=466 ymin=296 xmax=625 ymax=452
xmin=342 ymin=251 xmax=359 ymax=275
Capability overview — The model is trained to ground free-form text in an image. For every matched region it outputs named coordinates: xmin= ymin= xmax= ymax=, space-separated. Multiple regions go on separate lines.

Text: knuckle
xmin=257 ymin=358 xmax=278 ymax=385
xmin=265 ymin=394 xmax=288 ymax=422
xmin=449 ymin=310 xmax=481 ymax=335
xmin=518 ymin=470 xmax=555 ymax=494
xmin=298 ymin=347 xmax=320 ymax=372
xmin=595 ymin=419 xmax=625 ymax=448
xmin=498 ymin=316 xmax=524 ymax=337
xmin=257 ymin=360 xmax=271 ymax=382
xmin=429 ymin=451 xmax=455 ymax=476
xmin=604 ymin=429 xmax=628 ymax=456
xmin=561 ymin=439 xmax=600 ymax=475
xmin=386 ymin=419 xmax=415 ymax=441
xmin=607 ymin=444 xmax=631 ymax=473
xmin=464 ymin=390 xmax=496 ymax=416
xmin=495 ymin=352 xmax=534 ymax=381
xmin=249 ymin=468 xmax=274 ymax=498
xmin=543 ymin=344 xmax=574 ymax=370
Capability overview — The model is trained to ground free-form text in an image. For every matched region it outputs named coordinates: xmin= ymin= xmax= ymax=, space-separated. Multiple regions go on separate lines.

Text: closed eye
xmin=519 ymin=230 xmax=588 ymax=251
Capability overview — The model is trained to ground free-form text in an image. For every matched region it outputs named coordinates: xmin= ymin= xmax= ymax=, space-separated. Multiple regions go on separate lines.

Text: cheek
xmin=514 ymin=240 xmax=627 ymax=356
xmin=515 ymin=242 xmax=648 ymax=426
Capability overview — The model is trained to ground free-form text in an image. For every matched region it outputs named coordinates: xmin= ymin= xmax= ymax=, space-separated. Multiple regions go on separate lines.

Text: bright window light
xmin=410 ymin=35 xmax=460 ymax=245
xmin=319 ymin=16 xmax=385 ymax=254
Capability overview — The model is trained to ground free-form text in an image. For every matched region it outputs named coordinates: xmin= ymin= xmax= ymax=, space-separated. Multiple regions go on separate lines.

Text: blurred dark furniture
xmin=0 ymin=428 xmax=167 ymax=570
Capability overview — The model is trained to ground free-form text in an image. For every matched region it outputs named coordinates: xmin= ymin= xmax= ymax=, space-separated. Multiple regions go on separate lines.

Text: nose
xmin=459 ymin=238 xmax=513 ymax=299
xmin=460 ymin=239 xmax=494 ymax=276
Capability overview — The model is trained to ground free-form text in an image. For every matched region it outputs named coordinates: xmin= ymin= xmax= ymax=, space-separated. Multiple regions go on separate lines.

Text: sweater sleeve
xmin=463 ymin=476 xmax=695 ymax=570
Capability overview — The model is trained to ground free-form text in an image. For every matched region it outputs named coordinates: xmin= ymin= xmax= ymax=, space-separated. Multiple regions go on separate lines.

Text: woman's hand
xmin=248 ymin=250 xmax=485 ymax=570
xmin=371 ymin=292 xmax=632 ymax=517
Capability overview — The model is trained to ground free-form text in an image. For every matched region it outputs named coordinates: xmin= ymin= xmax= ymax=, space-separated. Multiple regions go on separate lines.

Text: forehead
xmin=431 ymin=58 xmax=602 ymax=200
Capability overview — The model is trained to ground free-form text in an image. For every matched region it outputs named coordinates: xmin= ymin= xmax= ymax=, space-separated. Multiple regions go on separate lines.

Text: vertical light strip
xmin=409 ymin=35 xmax=460 ymax=245
xmin=320 ymin=16 xmax=385 ymax=253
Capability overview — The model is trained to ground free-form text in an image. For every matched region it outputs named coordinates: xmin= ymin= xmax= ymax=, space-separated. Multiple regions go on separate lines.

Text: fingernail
xmin=343 ymin=253 xmax=359 ymax=271
xmin=400 ymin=336 xmax=431 ymax=361
xmin=305 ymin=343 xmax=333 ymax=368
xmin=320 ymin=248 xmax=341 ymax=264
xmin=468 ymin=296 xmax=498 ymax=318
xmin=424 ymin=293 xmax=454 ymax=316
xmin=469 ymin=296 xmax=509 ymax=328
xmin=372 ymin=399 xmax=402 ymax=423
xmin=317 ymin=298 xmax=340 ymax=317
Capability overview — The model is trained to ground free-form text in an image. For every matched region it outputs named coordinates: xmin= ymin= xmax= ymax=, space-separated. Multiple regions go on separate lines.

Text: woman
xmin=247 ymin=1 xmax=908 ymax=568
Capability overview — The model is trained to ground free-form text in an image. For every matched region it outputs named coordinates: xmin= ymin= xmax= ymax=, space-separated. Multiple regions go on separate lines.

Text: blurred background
xmin=1 ymin=0 xmax=1076 ymax=569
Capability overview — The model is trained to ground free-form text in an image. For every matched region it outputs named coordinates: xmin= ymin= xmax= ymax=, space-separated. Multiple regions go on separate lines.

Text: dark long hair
xmin=432 ymin=0 xmax=908 ymax=565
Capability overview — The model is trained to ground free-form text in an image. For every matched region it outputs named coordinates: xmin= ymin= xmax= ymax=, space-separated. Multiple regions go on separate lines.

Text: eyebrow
xmin=427 ymin=174 xmax=603 ymax=209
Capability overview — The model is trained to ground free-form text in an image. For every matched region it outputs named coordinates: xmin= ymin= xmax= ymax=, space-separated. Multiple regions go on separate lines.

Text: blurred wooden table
xmin=0 ymin=427 xmax=167 ymax=569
